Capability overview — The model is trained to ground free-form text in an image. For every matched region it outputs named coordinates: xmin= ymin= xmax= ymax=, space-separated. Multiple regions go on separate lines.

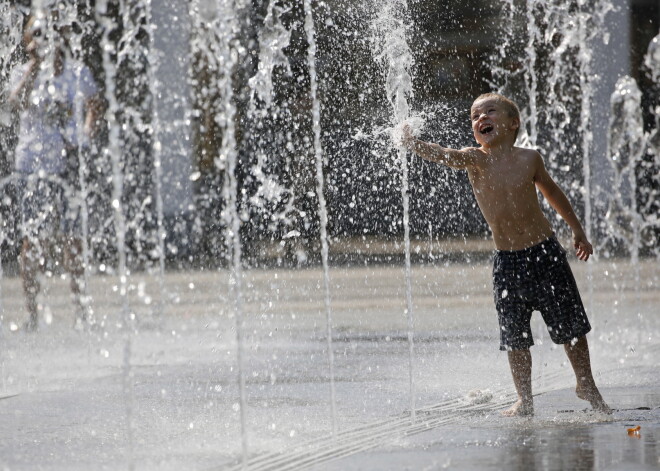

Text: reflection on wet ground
xmin=320 ymin=388 xmax=660 ymax=471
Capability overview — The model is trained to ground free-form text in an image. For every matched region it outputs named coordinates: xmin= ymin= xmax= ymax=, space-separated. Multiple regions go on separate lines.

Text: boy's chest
xmin=469 ymin=161 xmax=536 ymax=198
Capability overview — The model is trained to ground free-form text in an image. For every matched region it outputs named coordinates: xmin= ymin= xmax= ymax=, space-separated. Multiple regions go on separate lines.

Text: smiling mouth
xmin=479 ymin=125 xmax=494 ymax=134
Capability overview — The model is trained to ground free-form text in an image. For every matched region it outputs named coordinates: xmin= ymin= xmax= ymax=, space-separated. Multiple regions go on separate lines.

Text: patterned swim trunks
xmin=492 ymin=236 xmax=591 ymax=351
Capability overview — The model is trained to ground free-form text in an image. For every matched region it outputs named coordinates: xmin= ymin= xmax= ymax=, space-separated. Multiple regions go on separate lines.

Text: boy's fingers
xmin=577 ymin=245 xmax=593 ymax=262
xmin=576 ymin=243 xmax=591 ymax=261
xmin=575 ymin=241 xmax=593 ymax=254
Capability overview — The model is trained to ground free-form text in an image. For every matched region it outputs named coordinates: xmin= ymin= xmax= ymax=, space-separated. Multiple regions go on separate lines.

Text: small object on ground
xmin=627 ymin=425 xmax=641 ymax=437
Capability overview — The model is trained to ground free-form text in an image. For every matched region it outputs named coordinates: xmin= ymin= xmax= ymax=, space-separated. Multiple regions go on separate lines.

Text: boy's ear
xmin=510 ymin=117 xmax=520 ymax=131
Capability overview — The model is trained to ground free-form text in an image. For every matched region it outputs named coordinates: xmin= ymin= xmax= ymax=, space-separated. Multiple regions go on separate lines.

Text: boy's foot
xmin=576 ymin=386 xmax=612 ymax=414
xmin=502 ymin=399 xmax=534 ymax=417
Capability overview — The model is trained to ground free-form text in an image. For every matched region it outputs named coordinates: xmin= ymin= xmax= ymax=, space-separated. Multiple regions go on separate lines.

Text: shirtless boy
xmin=402 ymin=93 xmax=610 ymax=416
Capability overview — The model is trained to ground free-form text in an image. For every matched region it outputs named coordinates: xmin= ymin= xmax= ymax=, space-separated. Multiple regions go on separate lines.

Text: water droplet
xmin=44 ymin=307 xmax=53 ymax=325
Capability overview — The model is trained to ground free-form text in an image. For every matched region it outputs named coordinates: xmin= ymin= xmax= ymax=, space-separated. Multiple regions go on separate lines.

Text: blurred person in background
xmin=9 ymin=11 xmax=101 ymax=331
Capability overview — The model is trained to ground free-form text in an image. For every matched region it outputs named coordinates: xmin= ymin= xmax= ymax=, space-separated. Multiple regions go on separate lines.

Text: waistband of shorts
xmin=494 ymin=234 xmax=559 ymax=258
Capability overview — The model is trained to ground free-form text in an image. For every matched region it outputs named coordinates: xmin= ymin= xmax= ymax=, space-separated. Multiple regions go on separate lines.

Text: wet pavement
xmin=0 ymin=257 xmax=658 ymax=470
xmin=317 ymin=387 xmax=660 ymax=471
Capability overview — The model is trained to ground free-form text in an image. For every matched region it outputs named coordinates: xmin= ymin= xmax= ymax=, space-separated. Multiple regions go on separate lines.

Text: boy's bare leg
xmin=564 ymin=335 xmax=611 ymax=413
xmin=20 ymin=237 xmax=41 ymax=331
xmin=503 ymin=349 xmax=534 ymax=416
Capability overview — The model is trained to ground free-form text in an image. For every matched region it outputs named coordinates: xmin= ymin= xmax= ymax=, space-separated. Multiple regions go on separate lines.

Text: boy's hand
xmin=573 ymin=232 xmax=593 ymax=261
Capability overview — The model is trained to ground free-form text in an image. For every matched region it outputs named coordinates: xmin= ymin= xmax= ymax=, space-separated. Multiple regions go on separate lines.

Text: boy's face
xmin=470 ymin=98 xmax=519 ymax=147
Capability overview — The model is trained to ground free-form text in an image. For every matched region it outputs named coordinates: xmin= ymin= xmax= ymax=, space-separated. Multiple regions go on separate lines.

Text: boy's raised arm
xmin=401 ymin=124 xmax=476 ymax=170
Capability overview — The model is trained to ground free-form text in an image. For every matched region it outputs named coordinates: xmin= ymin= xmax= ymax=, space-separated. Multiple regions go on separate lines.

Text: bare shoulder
xmin=517 ymin=148 xmax=557 ymax=187
xmin=515 ymin=146 xmax=543 ymax=162
xmin=459 ymin=146 xmax=487 ymax=166
xmin=514 ymin=147 xmax=545 ymax=170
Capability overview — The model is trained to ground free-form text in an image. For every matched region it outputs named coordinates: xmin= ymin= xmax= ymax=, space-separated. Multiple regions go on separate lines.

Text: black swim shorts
xmin=492 ymin=236 xmax=591 ymax=351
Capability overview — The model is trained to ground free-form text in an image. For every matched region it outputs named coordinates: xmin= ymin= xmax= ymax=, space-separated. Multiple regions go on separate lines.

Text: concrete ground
xmin=0 ymin=254 xmax=658 ymax=470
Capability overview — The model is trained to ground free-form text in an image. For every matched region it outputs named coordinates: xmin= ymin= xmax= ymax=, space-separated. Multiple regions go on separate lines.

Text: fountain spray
xmin=96 ymin=1 xmax=135 ymax=468
xmin=303 ymin=0 xmax=338 ymax=436
xmin=211 ymin=0 xmax=249 ymax=465
xmin=607 ymin=76 xmax=649 ymax=345
xmin=372 ymin=0 xmax=417 ymax=422
xmin=576 ymin=0 xmax=615 ymax=320
xmin=54 ymin=2 xmax=96 ymax=326
xmin=143 ymin=0 xmax=168 ymax=317
xmin=0 ymin=4 xmax=24 ymax=337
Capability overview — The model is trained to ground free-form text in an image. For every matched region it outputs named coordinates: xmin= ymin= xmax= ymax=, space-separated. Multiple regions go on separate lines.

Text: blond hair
xmin=473 ymin=93 xmax=521 ymax=140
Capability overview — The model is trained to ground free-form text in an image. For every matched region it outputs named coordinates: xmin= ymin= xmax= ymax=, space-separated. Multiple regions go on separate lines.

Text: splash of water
xmin=372 ymin=0 xmax=417 ymax=421
xmin=54 ymin=3 xmax=96 ymax=324
xmin=0 ymin=201 xmax=4 ymax=386
xmin=487 ymin=0 xmax=516 ymax=97
xmin=644 ymin=34 xmax=660 ymax=206
xmin=0 ymin=2 xmax=16 ymax=349
xmin=0 ymin=4 xmax=23 ymax=127
xmin=642 ymin=33 xmax=660 ymax=308
xmin=606 ymin=76 xmax=648 ymax=336
xmin=206 ymin=0 xmax=250 ymax=464
xmin=644 ymin=33 xmax=660 ymax=84
xmin=189 ymin=0 xmax=249 ymax=462
xmin=143 ymin=0 xmax=168 ymax=317
xmin=606 ymin=77 xmax=646 ymax=252
xmin=575 ymin=0 xmax=614 ymax=316
xmin=303 ymin=0 xmax=337 ymax=436
xmin=522 ymin=1 xmax=540 ymax=148
xmin=95 ymin=1 xmax=135 ymax=468
xmin=246 ymin=3 xmax=297 ymax=232
xmin=248 ymin=1 xmax=291 ymax=111
xmin=248 ymin=152 xmax=296 ymax=226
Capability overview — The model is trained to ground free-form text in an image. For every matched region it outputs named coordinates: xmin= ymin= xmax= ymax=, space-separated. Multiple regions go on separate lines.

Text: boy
xmin=401 ymin=93 xmax=610 ymax=416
